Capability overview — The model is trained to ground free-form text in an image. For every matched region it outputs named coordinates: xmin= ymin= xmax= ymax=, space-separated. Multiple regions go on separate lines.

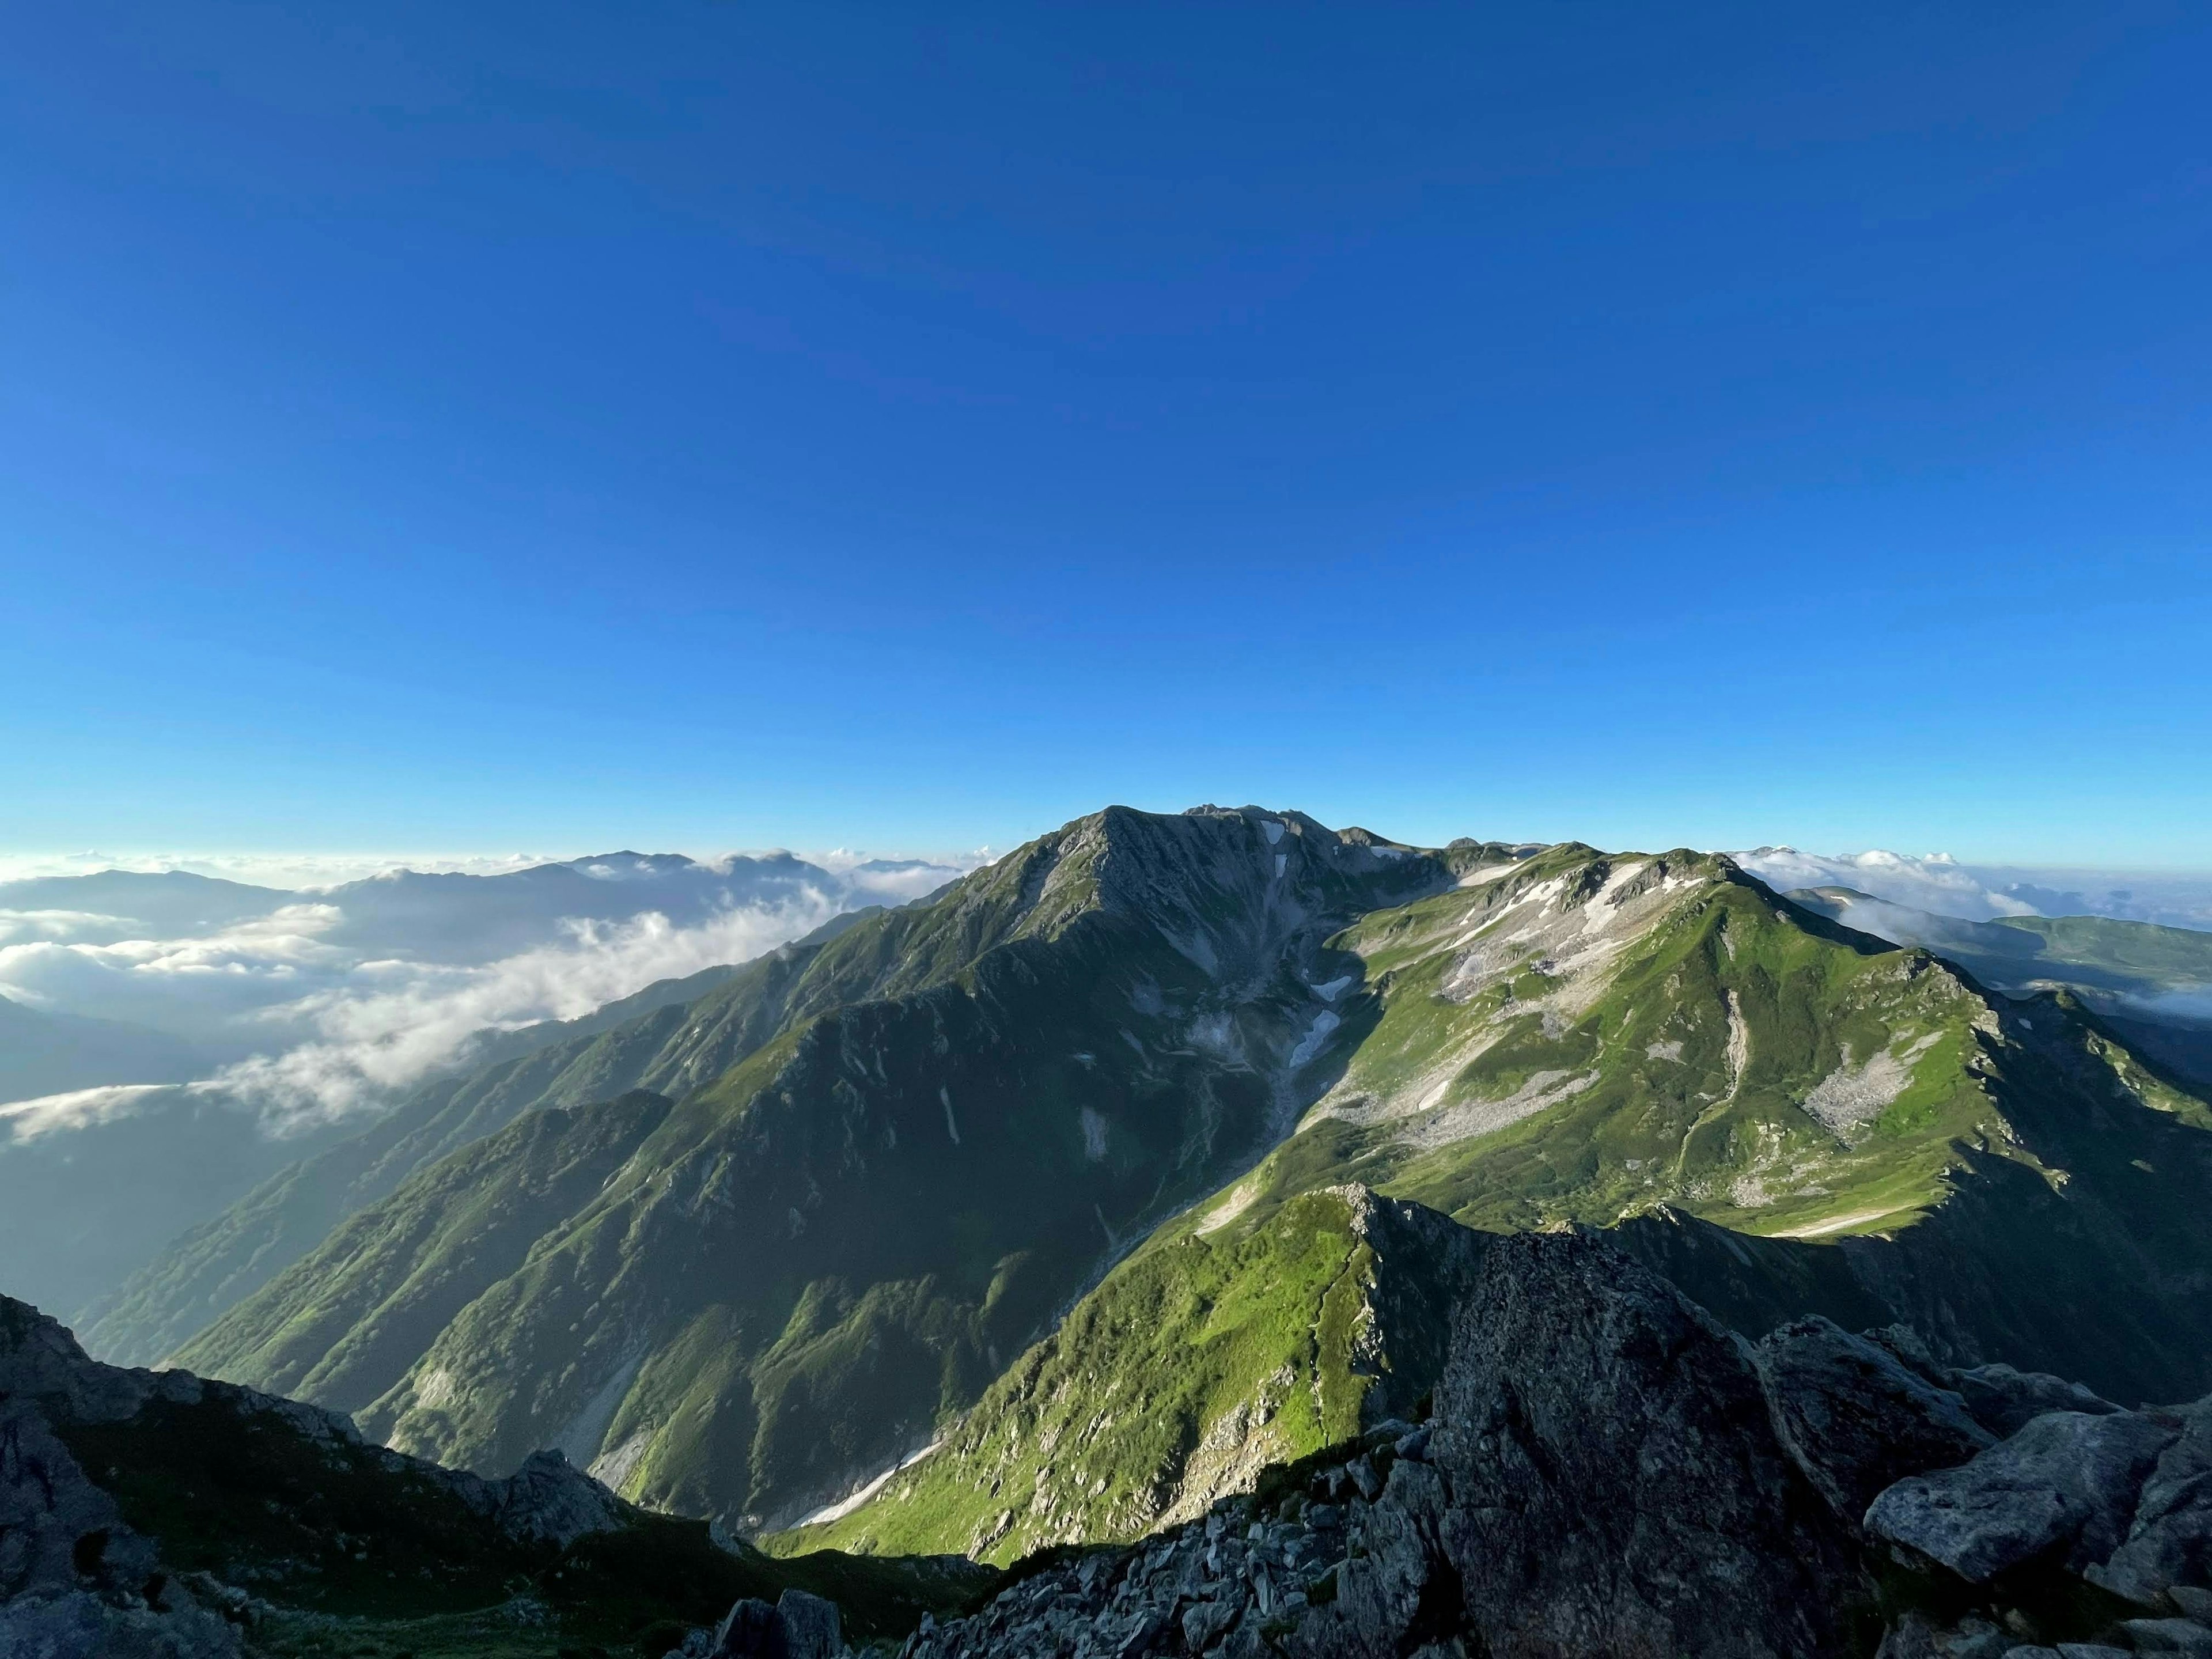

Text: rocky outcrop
xmin=903 ymin=1233 xmax=1875 ymax=1658
xmin=898 ymin=1232 xmax=2212 ymax=1659
xmin=707 ymin=1587 xmax=846 ymax=1658
xmin=1755 ymin=1316 xmax=1994 ymax=1522
xmin=1867 ymin=1409 xmax=2180 ymax=1580
xmin=0 ymin=1399 xmax=240 ymax=1658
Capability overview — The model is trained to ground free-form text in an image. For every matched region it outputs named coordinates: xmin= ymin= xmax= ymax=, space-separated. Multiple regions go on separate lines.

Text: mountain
xmin=162 ymin=808 xmax=1464 ymax=1531
xmin=779 ymin=1185 xmax=1483 ymax=1565
xmin=129 ymin=808 xmax=2212 ymax=1556
xmin=792 ymin=833 xmax=2212 ymax=1559
xmin=0 ymin=869 xmax=289 ymax=942
xmin=0 ymin=1291 xmax=988 ymax=1657
xmin=1786 ymin=885 xmax=2212 ymax=1093
xmin=78 ymin=913 xmax=871 ymax=1364
xmin=0 ymin=993 xmax=206 ymax=1103
xmin=0 ymin=1087 xmax=362 ymax=1324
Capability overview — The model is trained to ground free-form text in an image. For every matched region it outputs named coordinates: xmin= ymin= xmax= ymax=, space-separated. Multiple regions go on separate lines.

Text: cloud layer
xmin=0 ymin=850 xmax=972 ymax=1130
xmin=1732 ymin=847 xmax=2212 ymax=932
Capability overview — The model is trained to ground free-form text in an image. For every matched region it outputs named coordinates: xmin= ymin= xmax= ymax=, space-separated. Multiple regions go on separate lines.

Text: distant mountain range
xmin=0 ymin=850 xmax=960 ymax=1321
xmin=62 ymin=805 xmax=2212 ymax=1570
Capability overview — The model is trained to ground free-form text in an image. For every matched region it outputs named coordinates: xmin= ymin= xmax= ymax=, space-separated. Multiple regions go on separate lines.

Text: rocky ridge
xmin=897 ymin=1232 xmax=2212 ymax=1659
xmin=0 ymin=1291 xmax=983 ymax=1656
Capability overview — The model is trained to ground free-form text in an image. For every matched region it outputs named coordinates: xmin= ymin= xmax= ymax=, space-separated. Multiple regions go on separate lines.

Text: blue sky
xmin=4 ymin=1 xmax=2209 ymax=865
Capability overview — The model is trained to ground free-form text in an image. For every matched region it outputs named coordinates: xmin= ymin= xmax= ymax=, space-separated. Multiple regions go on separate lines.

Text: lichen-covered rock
xmin=1755 ymin=1316 xmax=1994 ymax=1522
xmin=1866 ymin=1409 xmax=2179 ymax=1580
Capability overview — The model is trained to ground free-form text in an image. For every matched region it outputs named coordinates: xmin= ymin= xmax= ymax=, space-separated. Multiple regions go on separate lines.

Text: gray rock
xmin=1756 ymin=1315 xmax=1994 ymax=1521
xmin=2121 ymin=1620 xmax=2212 ymax=1656
xmin=1286 ymin=1460 xmax=1448 ymax=1659
xmin=2089 ymin=1395 xmax=2212 ymax=1607
xmin=1181 ymin=1596 xmax=1237 ymax=1652
xmin=1431 ymin=1230 xmax=1861 ymax=1657
xmin=1952 ymin=1365 xmax=2122 ymax=1439
xmin=2176 ymin=1588 xmax=2212 ymax=1622
xmin=714 ymin=1596 xmax=787 ymax=1658
xmin=2053 ymin=1645 xmax=2134 ymax=1658
xmin=460 ymin=1448 xmax=627 ymax=1548
xmin=1866 ymin=1410 xmax=2179 ymax=1580
xmin=776 ymin=1588 xmax=843 ymax=1659
xmin=0 ymin=1400 xmax=237 ymax=1657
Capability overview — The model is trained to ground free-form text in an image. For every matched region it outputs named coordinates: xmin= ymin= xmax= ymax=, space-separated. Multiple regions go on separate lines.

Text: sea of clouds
xmin=1729 ymin=847 xmax=2212 ymax=931
xmin=0 ymin=849 xmax=974 ymax=1134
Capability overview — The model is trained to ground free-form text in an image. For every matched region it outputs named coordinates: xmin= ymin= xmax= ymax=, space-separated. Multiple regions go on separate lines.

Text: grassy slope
xmin=1206 ymin=847 xmax=2212 ymax=1399
xmin=172 ymin=808 xmax=1453 ymax=1535
xmin=792 ymin=847 xmax=2212 ymax=1563
xmin=777 ymin=1187 xmax=1481 ymax=1565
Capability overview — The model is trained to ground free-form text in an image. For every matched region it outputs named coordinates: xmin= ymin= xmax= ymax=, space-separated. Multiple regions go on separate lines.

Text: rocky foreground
xmin=7 ymin=1229 xmax=2211 ymax=1657
xmin=870 ymin=1231 xmax=2212 ymax=1659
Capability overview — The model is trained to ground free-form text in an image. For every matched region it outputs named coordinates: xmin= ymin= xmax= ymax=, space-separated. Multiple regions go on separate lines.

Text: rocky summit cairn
xmin=896 ymin=1230 xmax=2212 ymax=1659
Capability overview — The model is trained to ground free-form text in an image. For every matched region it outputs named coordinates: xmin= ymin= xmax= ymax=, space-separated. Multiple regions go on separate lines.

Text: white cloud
xmin=1730 ymin=849 xmax=2039 ymax=921
xmin=206 ymin=894 xmax=846 ymax=1132
xmin=1731 ymin=847 xmax=2212 ymax=932
xmin=0 ymin=1083 xmax=184 ymax=1141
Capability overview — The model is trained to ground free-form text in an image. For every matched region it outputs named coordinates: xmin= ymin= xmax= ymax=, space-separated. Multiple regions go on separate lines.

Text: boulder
xmin=1865 ymin=1410 xmax=2179 ymax=1580
xmin=2089 ymin=1395 xmax=2212 ymax=1608
xmin=460 ymin=1448 xmax=627 ymax=1548
xmin=1948 ymin=1366 xmax=2122 ymax=1440
xmin=714 ymin=1596 xmax=788 ymax=1658
xmin=0 ymin=1398 xmax=238 ymax=1657
xmin=1430 ymin=1230 xmax=1861 ymax=1657
xmin=777 ymin=1588 xmax=845 ymax=1659
xmin=1755 ymin=1316 xmax=1994 ymax=1521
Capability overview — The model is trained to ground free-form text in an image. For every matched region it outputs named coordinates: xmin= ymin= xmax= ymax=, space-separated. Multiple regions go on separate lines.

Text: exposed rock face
xmin=902 ymin=1232 xmax=1874 ymax=1659
xmin=1755 ymin=1315 xmax=1994 ymax=1522
xmin=0 ymin=1399 xmax=240 ymax=1658
xmin=2093 ymin=1396 xmax=2212 ymax=1607
xmin=1866 ymin=1410 xmax=2181 ymax=1579
xmin=710 ymin=1587 xmax=845 ymax=1658
xmin=456 ymin=1448 xmax=627 ymax=1549
xmin=1421 ymin=1232 xmax=1862 ymax=1658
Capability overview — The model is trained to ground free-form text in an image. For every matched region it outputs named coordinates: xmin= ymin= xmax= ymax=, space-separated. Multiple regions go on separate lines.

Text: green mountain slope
xmin=152 ymin=815 xmax=2212 ymax=1559
xmin=79 ymin=919 xmax=874 ymax=1366
xmin=169 ymin=808 xmax=1461 ymax=1532
xmin=1788 ymin=886 xmax=2212 ymax=1009
xmin=1166 ymin=844 xmax=2212 ymax=1398
xmin=776 ymin=1184 xmax=1480 ymax=1565
xmin=790 ymin=841 xmax=2212 ymax=1565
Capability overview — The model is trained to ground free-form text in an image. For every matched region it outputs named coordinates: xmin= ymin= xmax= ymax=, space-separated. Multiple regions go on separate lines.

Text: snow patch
xmin=1288 ymin=1010 xmax=1340 ymax=1069
xmin=940 ymin=1085 xmax=961 ymax=1145
xmin=1273 ymin=854 xmax=1287 ymax=880
xmin=795 ymin=1440 xmax=943 ymax=1528
xmin=1261 ymin=820 xmax=1285 ymax=846
xmin=1079 ymin=1106 xmax=1109 ymax=1161
xmin=1457 ymin=861 xmax=1519 ymax=887
xmin=1309 ymin=975 xmax=1354 ymax=1002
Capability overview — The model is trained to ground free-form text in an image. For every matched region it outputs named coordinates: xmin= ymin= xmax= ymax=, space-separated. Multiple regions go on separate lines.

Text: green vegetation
xmin=92 ymin=810 xmax=2212 ymax=1571
xmin=165 ymin=808 xmax=1452 ymax=1535
xmin=775 ymin=1187 xmax=1477 ymax=1564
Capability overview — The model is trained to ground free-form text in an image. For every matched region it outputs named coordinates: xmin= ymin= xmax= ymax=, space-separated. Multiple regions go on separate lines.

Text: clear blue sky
xmin=4 ymin=2 xmax=2209 ymax=863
